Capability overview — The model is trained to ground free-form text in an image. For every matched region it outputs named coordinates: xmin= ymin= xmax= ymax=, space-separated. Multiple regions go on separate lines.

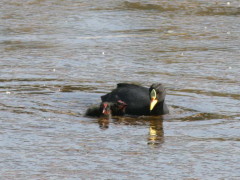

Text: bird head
xmin=101 ymin=100 xmax=127 ymax=116
xmin=101 ymin=102 xmax=111 ymax=115
xmin=149 ymin=84 xmax=166 ymax=111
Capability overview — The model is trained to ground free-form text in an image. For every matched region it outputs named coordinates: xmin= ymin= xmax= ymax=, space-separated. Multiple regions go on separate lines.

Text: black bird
xmin=85 ymin=100 xmax=127 ymax=117
xmin=101 ymin=83 xmax=169 ymax=116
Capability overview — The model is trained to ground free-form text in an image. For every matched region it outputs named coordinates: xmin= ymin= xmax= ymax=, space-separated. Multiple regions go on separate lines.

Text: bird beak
xmin=102 ymin=109 xmax=107 ymax=115
xmin=102 ymin=104 xmax=110 ymax=115
xmin=150 ymin=98 xmax=158 ymax=111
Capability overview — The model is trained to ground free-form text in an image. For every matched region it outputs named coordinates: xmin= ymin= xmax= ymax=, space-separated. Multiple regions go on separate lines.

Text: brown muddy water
xmin=1 ymin=0 xmax=240 ymax=179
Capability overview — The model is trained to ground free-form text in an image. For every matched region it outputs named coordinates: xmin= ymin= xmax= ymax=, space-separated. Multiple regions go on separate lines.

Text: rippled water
xmin=1 ymin=0 xmax=240 ymax=179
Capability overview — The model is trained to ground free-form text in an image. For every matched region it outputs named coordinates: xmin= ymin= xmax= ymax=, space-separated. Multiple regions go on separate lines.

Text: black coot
xmin=85 ymin=100 xmax=127 ymax=117
xmin=101 ymin=83 xmax=169 ymax=116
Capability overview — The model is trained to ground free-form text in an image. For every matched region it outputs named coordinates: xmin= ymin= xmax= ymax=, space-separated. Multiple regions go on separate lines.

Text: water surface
xmin=1 ymin=0 xmax=240 ymax=179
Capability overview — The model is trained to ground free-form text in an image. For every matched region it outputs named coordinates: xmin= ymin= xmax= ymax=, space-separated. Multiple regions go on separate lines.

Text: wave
xmin=122 ymin=1 xmax=240 ymax=16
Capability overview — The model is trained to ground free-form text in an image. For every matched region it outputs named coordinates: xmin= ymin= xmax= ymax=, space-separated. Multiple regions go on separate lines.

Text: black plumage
xmin=101 ymin=83 xmax=169 ymax=116
xmin=85 ymin=100 xmax=127 ymax=117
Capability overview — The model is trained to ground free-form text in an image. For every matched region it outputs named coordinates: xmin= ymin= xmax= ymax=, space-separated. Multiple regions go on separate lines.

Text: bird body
xmin=101 ymin=83 xmax=169 ymax=116
xmin=85 ymin=104 xmax=104 ymax=117
xmin=85 ymin=101 xmax=127 ymax=117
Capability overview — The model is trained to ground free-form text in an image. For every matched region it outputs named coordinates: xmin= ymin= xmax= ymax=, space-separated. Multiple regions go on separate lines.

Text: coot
xmin=101 ymin=83 xmax=169 ymax=116
xmin=85 ymin=100 xmax=127 ymax=117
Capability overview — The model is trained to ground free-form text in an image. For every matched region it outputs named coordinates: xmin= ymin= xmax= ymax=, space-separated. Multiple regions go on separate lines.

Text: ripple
xmin=1 ymin=40 xmax=57 ymax=51
xmin=122 ymin=1 xmax=240 ymax=16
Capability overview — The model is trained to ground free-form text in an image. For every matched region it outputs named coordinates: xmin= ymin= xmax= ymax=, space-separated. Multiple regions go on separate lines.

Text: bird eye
xmin=150 ymin=89 xmax=157 ymax=99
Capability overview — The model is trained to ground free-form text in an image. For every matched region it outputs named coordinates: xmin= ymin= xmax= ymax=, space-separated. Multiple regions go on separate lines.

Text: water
xmin=1 ymin=0 xmax=240 ymax=179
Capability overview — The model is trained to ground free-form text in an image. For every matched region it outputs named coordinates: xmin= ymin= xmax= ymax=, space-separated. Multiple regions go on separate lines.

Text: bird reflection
xmin=97 ymin=116 xmax=164 ymax=147
xmin=98 ymin=117 xmax=110 ymax=129
xmin=147 ymin=119 xmax=164 ymax=147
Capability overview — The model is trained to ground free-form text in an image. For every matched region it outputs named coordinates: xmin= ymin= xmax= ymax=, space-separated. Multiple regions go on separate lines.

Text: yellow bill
xmin=150 ymin=99 xmax=158 ymax=111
